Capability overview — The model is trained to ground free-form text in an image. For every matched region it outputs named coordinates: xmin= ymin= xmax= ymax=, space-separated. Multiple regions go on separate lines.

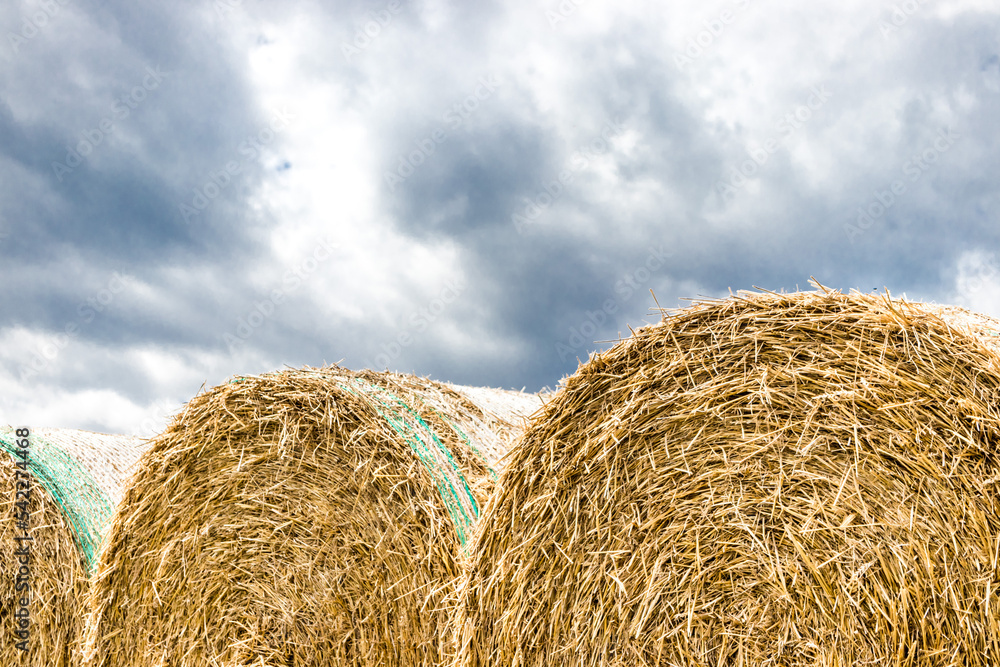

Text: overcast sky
xmin=1 ymin=0 xmax=998 ymax=436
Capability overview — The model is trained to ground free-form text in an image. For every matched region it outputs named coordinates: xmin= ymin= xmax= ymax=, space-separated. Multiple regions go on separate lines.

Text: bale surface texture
xmin=0 ymin=427 xmax=146 ymax=666
xmin=83 ymin=366 xmax=541 ymax=667
xmin=454 ymin=289 xmax=1000 ymax=667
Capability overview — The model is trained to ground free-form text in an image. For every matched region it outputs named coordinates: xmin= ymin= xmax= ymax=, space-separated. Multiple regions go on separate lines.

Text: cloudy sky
xmin=1 ymin=0 xmax=998 ymax=436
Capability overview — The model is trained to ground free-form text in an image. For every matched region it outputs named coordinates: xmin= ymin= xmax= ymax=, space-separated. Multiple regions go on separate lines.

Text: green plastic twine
xmin=0 ymin=430 xmax=113 ymax=573
xmin=341 ymin=380 xmax=479 ymax=545
xmin=433 ymin=409 xmax=498 ymax=481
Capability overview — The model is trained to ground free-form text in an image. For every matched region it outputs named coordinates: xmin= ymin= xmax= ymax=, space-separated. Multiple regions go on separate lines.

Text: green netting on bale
xmin=0 ymin=429 xmax=113 ymax=572
xmin=341 ymin=379 xmax=479 ymax=545
xmin=432 ymin=409 xmax=499 ymax=481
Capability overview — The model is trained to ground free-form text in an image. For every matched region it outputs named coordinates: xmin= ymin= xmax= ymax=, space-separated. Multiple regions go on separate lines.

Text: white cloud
xmin=949 ymin=249 xmax=1000 ymax=317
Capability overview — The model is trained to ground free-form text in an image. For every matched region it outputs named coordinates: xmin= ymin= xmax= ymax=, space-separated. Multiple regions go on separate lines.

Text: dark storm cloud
xmin=384 ymin=121 xmax=558 ymax=237
xmin=356 ymin=4 xmax=1000 ymax=392
xmin=3 ymin=0 xmax=1000 ymax=432
xmin=0 ymin=0 xmax=290 ymax=353
xmin=658 ymin=10 xmax=1000 ymax=303
xmin=360 ymin=26 xmax=723 ymax=388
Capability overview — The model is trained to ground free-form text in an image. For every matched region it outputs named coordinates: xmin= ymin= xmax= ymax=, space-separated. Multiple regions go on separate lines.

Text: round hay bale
xmin=454 ymin=289 xmax=1000 ymax=666
xmin=83 ymin=366 xmax=541 ymax=667
xmin=0 ymin=427 xmax=146 ymax=666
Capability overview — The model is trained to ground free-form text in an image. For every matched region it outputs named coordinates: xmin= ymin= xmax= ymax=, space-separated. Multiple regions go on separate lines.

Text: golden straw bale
xmin=0 ymin=427 xmax=146 ymax=666
xmin=83 ymin=366 xmax=540 ymax=667
xmin=454 ymin=287 xmax=1000 ymax=667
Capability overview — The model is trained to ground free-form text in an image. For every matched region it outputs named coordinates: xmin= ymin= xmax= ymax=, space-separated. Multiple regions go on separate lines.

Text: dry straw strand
xmin=454 ymin=287 xmax=1000 ymax=667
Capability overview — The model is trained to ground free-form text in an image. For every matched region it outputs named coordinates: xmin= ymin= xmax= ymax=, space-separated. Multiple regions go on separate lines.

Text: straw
xmin=83 ymin=365 xmax=540 ymax=667
xmin=0 ymin=427 xmax=146 ymax=666
xmin=453 ymin=286 xmax=1000 ymax=666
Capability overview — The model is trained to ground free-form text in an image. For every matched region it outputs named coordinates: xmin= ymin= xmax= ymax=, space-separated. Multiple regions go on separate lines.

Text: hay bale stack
xmin=83 ymin=366 xmax=541 ymax=667
xmin=0 ymin=427 xmax=146 ymax=666
xmin=454 ymin=288 xmax=1000 ymax=667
